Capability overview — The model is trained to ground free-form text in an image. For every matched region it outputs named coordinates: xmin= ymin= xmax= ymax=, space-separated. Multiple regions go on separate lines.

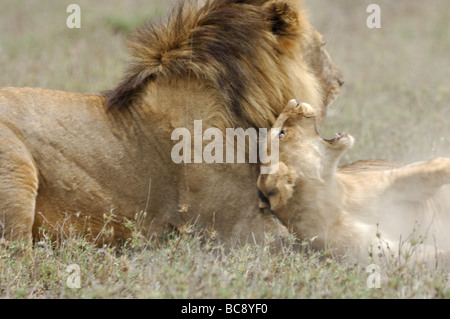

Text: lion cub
xmin=258 ymin=99 xmax=450 ymax=263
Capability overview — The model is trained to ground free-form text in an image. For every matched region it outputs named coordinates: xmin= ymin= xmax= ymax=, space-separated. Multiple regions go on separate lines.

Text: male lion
xmin=258 ymin=100 xmax=450 ymax=264
xmin=0 ymin=0 xmax=343 ymax=246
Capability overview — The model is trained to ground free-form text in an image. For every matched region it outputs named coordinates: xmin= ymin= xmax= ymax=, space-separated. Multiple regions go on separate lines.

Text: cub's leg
xmin=382 ymin=157 xmax=450 ymax=202
xmin=0 ymin=125 xmax=39 ymax=243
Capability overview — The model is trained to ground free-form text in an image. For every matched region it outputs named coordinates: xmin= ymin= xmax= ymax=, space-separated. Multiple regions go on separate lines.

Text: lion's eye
xmin=279 ymin=130 xmax=286 ymax=138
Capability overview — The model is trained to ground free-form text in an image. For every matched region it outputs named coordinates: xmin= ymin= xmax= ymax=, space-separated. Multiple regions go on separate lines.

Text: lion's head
xmin=105 ymin=0 xmax=343 ymax=128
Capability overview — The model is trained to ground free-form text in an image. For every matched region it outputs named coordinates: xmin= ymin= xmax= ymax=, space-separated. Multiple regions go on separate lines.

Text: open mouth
xmin=323 ymin=132 xmax=347 ymax=144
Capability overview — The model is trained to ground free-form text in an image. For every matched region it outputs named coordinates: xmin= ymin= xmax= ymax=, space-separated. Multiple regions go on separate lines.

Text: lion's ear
xmin=265 ymin=1 xmax=299 ymax=38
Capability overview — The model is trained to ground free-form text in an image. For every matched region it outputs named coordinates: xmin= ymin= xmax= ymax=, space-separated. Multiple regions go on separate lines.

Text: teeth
xmin=324 ymin=132 xmax=346 ymax=144
xmin=334 ymin=132 xmax=345 ymax=140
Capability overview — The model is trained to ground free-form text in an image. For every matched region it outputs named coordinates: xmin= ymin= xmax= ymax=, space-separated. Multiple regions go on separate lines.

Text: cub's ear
xmin=258 ymin=189 xmax=271 ymax=209
xmin=257 ymin=162 xmax=295 ymax=211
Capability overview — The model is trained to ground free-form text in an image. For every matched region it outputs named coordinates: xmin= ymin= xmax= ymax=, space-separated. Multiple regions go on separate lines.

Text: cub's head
xmin=258 ymin=99 xmax=353 ymax=211
xmin=273 ymin=99 xmax=354 ymax=169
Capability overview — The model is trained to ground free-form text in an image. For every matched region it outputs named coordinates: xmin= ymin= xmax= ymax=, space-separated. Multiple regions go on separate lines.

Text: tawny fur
xmin=258 ymin=100 xmax=450 ymax=265
xmin=0 ymin=0 xmax=343 ymax=246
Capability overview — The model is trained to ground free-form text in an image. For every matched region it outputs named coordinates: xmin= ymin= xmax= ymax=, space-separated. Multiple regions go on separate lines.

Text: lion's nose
xmin=336 ymin=70 xmax=345 ymax=87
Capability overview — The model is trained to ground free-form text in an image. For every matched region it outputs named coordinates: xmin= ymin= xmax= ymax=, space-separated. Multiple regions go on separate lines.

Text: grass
xmin=307 ymin=0 xmax=450 ymax=164
xmin=2 ymin=226 xmax=450 ymax=299
xmin=1 ymin=0 xmax=450 ymax=299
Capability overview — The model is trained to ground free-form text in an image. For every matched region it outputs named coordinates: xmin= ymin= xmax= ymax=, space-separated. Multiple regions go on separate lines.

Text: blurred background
xmin=0 ymin=0 xmax=449 ymax=164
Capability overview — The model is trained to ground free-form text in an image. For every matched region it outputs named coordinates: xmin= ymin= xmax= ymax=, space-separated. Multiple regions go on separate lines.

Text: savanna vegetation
xmin=1 ymin=0 xmax=449 ymax=298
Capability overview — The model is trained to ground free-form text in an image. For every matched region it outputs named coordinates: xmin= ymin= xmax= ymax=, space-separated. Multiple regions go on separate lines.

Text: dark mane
xmin=105 ymin=0 xmax=303 ymax=127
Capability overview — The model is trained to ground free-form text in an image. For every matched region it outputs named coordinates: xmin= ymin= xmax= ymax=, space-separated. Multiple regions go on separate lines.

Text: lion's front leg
xmin=0 ymin=126 xmax=39 ymax=243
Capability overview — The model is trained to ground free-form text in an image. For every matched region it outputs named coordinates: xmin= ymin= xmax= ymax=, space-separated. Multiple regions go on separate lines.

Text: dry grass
xmin=307 ymin=0 xmax=450 ymax=163
xmin=1 ymin=0 xmax=450 ymax=299
xmin=2 ymin=229 xmax=449 ymax=299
